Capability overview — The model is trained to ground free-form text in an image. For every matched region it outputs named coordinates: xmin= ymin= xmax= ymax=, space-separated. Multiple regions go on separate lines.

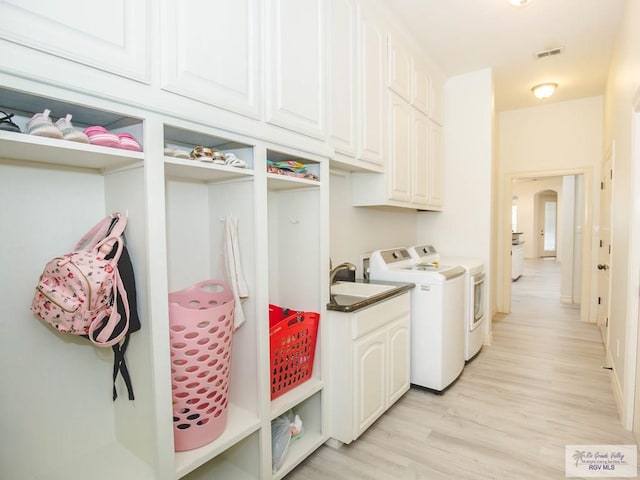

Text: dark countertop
xmin=326 ymin=280 xmax=415 ymax=313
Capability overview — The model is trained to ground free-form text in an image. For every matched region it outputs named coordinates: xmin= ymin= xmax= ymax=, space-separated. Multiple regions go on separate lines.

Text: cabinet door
xmin=430 ymin=74 xmax=444 ymax=125
xmin=327 ymin=0 xmax=357 ymax=156
xmin=412 ymin=109 xmax=429 ymax=206
xmin=387 ymin=92 xmax=412 ymax=203
xmin=387 ymin=34 xmax=411 ymax=101
xmin=428 ymin=121 xmax=444 ymax=209
xmin=387 ymin=317 xmax=410 ymax=405
xmin=358 ymin=5 xmax=385 ymax=167
xmin=412 ymin=59 xmax=431 ymax=115
xmin=0 ymin=0 xmax=148 ymax=82
xmin=353 ymin=329 xmax=387 ymax=438
xmin=266 ymin=0 xmax=325 ymax=139
xmin=161 ymin=0 xmax=260 ymax=118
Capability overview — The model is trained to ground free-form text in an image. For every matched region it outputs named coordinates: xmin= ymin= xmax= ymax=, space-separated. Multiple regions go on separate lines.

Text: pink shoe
xmin=117 ymin=133 xmax=142 ymax=152
xmin=83 ymin=126 xmax=120 ymax=148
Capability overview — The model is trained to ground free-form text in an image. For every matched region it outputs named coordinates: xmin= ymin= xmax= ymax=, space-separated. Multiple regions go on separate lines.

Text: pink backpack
xmin=31 ymin=213 xmax=130 ymax=347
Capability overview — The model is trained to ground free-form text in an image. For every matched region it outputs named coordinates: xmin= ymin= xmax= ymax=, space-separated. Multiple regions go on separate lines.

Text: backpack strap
xmin=88 ymin=266 xmax=130 ymax=347
xmin=75 ymin=212 xmax=127 ymax=252
xmin=112 ymin=335 xmax=135 ymax=401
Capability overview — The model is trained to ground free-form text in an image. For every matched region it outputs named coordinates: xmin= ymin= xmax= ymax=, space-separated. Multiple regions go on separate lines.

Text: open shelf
xmin=164 ymin=124 xmax=255 ymax=172
xmin=175 ymin=404 xmax=262 ymax=478
xmin=0 ymin=129 xmax=143 ymax=172
xmin=180 ymin=431 xmax=261 ymax=480
xmin=271 ymin=391 xmax=325 ymax=480
xmin=165 ymin=156 xmax=254 ymax=183
xmin=266 ymin=172 xmax=320 ymax=190
xmin=270 ymin=378 xmax=324 ymax=420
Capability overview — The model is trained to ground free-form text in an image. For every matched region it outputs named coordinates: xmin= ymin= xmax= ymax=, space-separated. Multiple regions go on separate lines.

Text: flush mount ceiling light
xmin=532 ymin=82 xmax=558 ymax=99
xmin=507 ymin=0 xmax=534 ymax=6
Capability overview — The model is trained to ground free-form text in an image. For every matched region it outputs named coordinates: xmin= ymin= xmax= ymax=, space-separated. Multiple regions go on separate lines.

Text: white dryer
xmin=369 ymin=248 xmax=466 ymax=391
xmin=409 ymin=245 xmax=485 ymax=361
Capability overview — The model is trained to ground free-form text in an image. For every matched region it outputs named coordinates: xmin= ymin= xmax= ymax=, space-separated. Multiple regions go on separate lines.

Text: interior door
xmin=536 ymin=191 xmax=557 ymax=257
xmin=598 ymin=153 xmax=613 ymax=346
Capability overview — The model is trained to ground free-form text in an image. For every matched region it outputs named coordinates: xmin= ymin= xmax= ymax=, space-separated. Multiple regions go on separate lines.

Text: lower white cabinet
xmin=327 ymin=292 xmax=410 ymax=445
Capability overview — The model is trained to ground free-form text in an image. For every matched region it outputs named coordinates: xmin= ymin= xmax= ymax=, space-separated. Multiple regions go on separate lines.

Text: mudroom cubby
xmin=1 ymin=75 xmax=330 ymax=478
xmin=266 ymin=146 xmax=329 ymax=478
xmin=0 ymin=86 xmax=154 ymax=480
xmin=163 ymin=122 xmax=262 ymax=478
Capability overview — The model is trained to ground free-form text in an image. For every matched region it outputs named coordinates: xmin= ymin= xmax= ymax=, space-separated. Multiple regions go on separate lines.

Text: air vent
xmin=536 ymin=47 xmax=563 ymax=59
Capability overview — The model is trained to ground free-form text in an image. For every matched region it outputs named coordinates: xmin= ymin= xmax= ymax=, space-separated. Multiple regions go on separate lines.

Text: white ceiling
xmin=384 ymin=0 xmax=625 ymax=111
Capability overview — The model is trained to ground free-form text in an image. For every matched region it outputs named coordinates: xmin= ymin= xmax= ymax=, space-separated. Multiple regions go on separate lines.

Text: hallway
xmin=285 ymin=258 xmax=636 ymax=479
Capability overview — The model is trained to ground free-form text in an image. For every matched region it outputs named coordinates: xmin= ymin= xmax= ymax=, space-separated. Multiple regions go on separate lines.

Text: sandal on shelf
xmin=55 ymin=114 xmax=89 ymax=143
xmin=26 ymin=109 xmax=63 ymax=139
xmin=83 ymin=126 xmax=120 ymax=148
xmin=0 ymin=111 xmax=21 ymax=133
xmin=224 ymin=153 xmax=247 ymax=168
xmin=211 ymin=149 xmax=226 ymax=165
xmin=117 ymin=133 xmax=142 ymax=152
xmin=164 ymin=147 xmax=191 ymax=159
xmin=190 ymin=145 xmax=214 ymax=162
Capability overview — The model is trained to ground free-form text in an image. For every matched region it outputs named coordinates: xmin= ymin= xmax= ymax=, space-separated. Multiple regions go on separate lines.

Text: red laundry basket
xmin=169 ymin=280 xmax=235 ymax=451
xmin=269 ymin=304 xmax=319 ymax=400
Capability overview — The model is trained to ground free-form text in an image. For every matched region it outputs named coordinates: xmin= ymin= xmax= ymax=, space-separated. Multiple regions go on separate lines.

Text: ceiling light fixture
xmin=532 ymin=83 xmax=558 ymax=99
xmin=507 ymin=0 xmax=534 ymax=7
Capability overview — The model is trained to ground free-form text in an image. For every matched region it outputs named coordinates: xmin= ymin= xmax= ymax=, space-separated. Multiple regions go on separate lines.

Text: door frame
xmin=626 ymin=89 xmax=640 ymax=432
xmin=499 ymin=167 xmax=593 ymax=323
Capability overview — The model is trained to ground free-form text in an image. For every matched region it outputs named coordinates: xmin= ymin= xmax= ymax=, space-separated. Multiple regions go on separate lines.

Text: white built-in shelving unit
xmin=0 ymin=80 xmax=329 ymax=480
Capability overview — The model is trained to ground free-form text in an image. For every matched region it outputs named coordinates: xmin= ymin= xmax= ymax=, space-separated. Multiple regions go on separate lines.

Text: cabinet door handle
xmin=597 ymin=264 xmax=609 ymax=271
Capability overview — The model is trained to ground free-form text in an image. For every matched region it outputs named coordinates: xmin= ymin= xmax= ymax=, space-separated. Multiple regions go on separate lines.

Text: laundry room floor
xmin=285 ymin=258 xmax=637 ymax=479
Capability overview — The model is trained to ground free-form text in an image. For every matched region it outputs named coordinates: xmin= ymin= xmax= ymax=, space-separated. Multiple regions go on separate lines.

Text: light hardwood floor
xmin=285 ymin=258 xmax=638 ymax=479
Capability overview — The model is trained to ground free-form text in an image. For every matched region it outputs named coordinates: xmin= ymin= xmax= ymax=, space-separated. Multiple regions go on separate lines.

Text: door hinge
xmin=609 ymin=245 xmax=611 ymax=254
xmin=600 ymin=240 xmax=603 ymax=248
xmin=610 ymin=169 xmax=613 ymax=180
xmin=601 ymin=181 xmax=604 ymax=190
xmin=606 ymin=317 xmax=609 ymax=327
xmin=598 ymin=296 xmax=601 ymax=305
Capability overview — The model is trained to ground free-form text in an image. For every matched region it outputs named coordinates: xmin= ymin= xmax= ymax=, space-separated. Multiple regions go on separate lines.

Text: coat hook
xmin=290 ymin=217 xmax=300 ymax=224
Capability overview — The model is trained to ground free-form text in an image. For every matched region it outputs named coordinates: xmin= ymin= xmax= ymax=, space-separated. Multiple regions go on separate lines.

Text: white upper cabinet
xmin=359 ymin=3 xmax=386 ymax=168
xmin=327 ymin=0 xmax=385 ymax=169
xmin=387 ymin=92 xmax=412 ymax=203
xmin=0 ymin=0 xmax=149 ymax=82
xmin=327 ymin=0 xmax=357 ymax=157
xmin=430 ymin=74 xmax=444 ymax=125
xmin=387 ymin=34 xmax=412 ymax=102
xmin=412 ymin=59 xmax=431 ymax=116
xmin=428 ymin=120 xmax=444 ymax=209
xmin=161 ymin=0 xmax=261 ymax=119
xmin=412 ymin=109 xmax=429 ymax=206
xmin=266 ymin=0 xmax=325 ymax=139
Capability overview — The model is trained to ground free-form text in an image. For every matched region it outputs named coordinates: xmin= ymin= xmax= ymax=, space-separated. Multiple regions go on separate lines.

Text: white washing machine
xmin=409 ymin=245 xmax=485 ymax=362
xmin=369 ymin=247 xmax=466 ymax=391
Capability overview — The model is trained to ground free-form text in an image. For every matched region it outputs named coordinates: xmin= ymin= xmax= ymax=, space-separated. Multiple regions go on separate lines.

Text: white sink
xmin=330 ymin=281 xmax=395 ymax=298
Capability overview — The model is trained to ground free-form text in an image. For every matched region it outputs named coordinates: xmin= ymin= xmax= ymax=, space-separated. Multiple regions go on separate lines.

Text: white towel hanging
xmin=223 ymin=214 xmax=248 ymax=329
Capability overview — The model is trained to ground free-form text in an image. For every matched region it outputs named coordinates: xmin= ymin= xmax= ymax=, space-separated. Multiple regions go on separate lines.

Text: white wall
xmin=417 ymin=68 xmax=494 ymax=335
xmin=417 ymin=69 xmax=493 ymax=260
xmin=602 ymin=0 xmax=640 ymax=428
xmin=497 ymin=96 xmax=603 ymax=317
xmin=329 ymin=170 xmax=418 ymax=278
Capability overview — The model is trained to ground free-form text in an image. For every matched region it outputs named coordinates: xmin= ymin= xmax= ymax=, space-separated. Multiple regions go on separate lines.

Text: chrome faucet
xmin=330 ymin=262 xmax=356 ymax=285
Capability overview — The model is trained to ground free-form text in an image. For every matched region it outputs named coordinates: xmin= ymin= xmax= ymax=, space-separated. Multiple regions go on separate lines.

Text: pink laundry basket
xmin=168 ymin=280 xmax=235 ymax=451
